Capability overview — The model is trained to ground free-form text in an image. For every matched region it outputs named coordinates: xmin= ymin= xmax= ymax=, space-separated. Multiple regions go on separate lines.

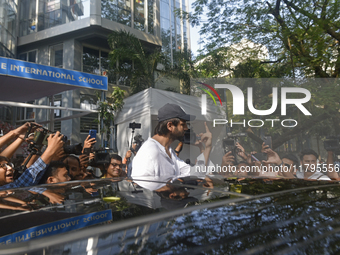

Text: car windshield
xmin=0 ymin=175 xmax=338 ymax=254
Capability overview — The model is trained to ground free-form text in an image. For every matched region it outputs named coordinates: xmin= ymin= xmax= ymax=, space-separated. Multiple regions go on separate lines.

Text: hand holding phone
xmin=89 ymin=129 xmax=97 ymax=140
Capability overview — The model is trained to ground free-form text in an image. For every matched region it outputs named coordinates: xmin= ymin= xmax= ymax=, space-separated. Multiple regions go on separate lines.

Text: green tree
xmin=190 ymin=0 xmax=340 ymax=78
xmin=96 ymin=87 xmax=125 ymax=141
xmin=108 ymin=30 xmax=199 ymax=95
xmin=108 ymin=30 xmax=170 ymax=94
xmin=170 ymin=49 xmax=199 ymax=94
xmin=188 ymin=0 xmax=340 ymax=148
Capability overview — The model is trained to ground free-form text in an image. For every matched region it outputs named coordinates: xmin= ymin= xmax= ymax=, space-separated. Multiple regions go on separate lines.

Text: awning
xmin=0 ymin=57 xmax=108 ymax=102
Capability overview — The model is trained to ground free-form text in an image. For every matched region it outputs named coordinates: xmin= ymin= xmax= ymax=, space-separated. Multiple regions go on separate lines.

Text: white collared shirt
xmin=131 ymin=138 xmax=190 ymax=177
xmin=131 ymin=138 xmax=210 ymax=178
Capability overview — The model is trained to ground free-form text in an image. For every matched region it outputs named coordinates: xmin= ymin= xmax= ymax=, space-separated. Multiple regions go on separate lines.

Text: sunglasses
xmin=0 ymin=162 xmax=14 ymax=169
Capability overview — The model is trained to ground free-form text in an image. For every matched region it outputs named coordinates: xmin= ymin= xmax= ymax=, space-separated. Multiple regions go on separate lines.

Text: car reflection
xmin=0 ymin=175 xmax=337 ymax=254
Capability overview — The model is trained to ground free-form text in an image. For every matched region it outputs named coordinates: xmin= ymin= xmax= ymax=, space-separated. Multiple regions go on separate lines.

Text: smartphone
xmin=263 ymin=136 xmax=272 ymax=149
xmin=89 ymin=129 xmax=97 ymax=140
xmin=83 ymin=148 xmax=92 ymax=156
xmin=251 ymin=153 xmax=267 ymax=162
xmin=222 ymin=138 xmax=236 ymax=154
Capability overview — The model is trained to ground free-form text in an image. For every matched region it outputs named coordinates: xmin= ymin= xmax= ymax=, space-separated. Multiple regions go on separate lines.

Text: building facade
xmin=0 ymin=0 xmax=190 ymax=146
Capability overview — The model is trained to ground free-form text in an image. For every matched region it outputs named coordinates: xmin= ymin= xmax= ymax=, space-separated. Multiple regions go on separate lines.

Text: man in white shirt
xmin=131 ymin=103 xmax=212 ymax=178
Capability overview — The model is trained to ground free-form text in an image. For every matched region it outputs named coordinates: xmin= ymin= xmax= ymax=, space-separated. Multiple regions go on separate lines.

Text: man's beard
xmin=170 ymin=132 xmax=184 ymax=141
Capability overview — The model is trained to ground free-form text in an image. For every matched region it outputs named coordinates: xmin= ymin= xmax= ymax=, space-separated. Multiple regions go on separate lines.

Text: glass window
xmin=80 ymin=94 xmax=98 ymax=133
xmin=19 ymin=0 xmax=37 ymax=36
xmin=20 ymin=0 xmax=89 ymax=36
xmin=148 ymin=0 xmax=154 ymax=34
xmin=18 ymin=53 xmax=27 ymax=61
xmin=50 ymin=44 xmax=63 ymax=68
xmin=82 ymin=47 xmax=117 ymax=84
xmin=134 ymin=0 xmax=145 ymax=31
xmin=18 ymin=50 xmax=37 ymax=63
xmin=16 ymin=101 xmax=35 ymax=122
xmin=53 ymin=94 xmax=62 ymax=118
xmin=82 ymin=47 xmax=100 ymax=74
xmin=26 ymin=107 xmax=35 ymax=119
xmin=0 ymin=0 xmax=17 ymax=57
xmin=101 ymin=51 xmax=116 ymax=85
xmin=28 ymin=50 xmax=37 ymax=62
xmin=101 ymin=0 xmax=131 ymax=27
xmin=117 ymin=59 xmax=132 ymax=86
xmin=160 ymin=3 xmax=169 ymax=20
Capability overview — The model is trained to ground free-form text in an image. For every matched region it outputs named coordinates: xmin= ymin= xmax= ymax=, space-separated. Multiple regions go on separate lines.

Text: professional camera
xmin=25 ymin=124 xmax=83 ymax=155
xmin=87 ymin=149 xmax=111 ymax=166
xmin=132 ymin=134 xmax=144 ymax=153
xmin=29 ymin=128 xmax=82 ymax=155
xmin=27 ymin=128 xmax=66 ymax=153
xmin=64 ymin=143 xmax=83 ymax=155
xmin=183 ymin=129 xmax=200 ymax=144
xmin=129 ymin=122 xmax=141 ymax=130
xmin=222 ymin=132 xmax=247 ymax=165
xmin=29 ymin=128 xmax=53 ymax=152
xmin=324 ymin=136 xmax=340 ymax=154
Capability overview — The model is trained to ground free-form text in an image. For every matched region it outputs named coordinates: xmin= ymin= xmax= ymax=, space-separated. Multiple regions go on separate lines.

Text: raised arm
xmin=199 ymin=122 xmax=212 ymax=167
xmin=0 ymin=122 xmax=40 ymax=149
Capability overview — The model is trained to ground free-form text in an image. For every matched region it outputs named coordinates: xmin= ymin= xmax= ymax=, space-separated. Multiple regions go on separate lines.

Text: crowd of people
xmin=0 ymin=103 xmax=337 ymax=205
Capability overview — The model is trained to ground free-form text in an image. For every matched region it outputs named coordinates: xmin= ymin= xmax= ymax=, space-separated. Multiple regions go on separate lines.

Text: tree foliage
xmin=189 ymin=0 xmax=340 ymax=149
xmin=108 ymin=30 xmax=199 ymax=95
xmin=190 ymin=0 xmax=340 ymax=78
xmin=96 ymin=87 xmax=125 ymax=138
xmin=108 ymin=30 xmax=170 ymax=94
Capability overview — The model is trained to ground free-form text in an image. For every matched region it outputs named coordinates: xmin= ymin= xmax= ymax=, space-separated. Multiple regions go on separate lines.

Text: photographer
xmin=0 ymin=131 xmax=65 ymax=190
xmin=0 ymin=122 xmax=40 ymax=150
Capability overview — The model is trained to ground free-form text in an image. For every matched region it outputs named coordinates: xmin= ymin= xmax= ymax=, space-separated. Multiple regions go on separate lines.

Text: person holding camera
xmin=0 ymin=131 xmax=65 ymax=190
xmin=131 ymin=103 xmax=212 ymax=177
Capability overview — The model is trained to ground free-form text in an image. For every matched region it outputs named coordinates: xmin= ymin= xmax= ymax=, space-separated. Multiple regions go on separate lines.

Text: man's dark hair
xmin=154 ymin=118 xmax=181 ymax=136
xmin=104 ymin=154 xmax=123 ymax=173
xmin=0 ymin=156 xmax=10 ymax=163
xmin=39 ymin=161 xmax=68 ymax=184
xmin=299 ymin=149 xmax=318 ymax=161
xmin=110 ymin=154 xmax=122 ymax=162
xmin=282 ymin=154 xmax=300 ymax=167
xmin=63 ymin=155 xmax=80 ymax=168
xmin=63 ymin=155 xmax=81 ymax=180
xmin=156 ymin=186 xmax=187 ymax=201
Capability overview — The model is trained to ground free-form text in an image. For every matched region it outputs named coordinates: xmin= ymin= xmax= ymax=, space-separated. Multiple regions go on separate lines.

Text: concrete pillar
xmin=90 ymin=0 xmax=102 ymax=25
xmin=37 ymin=45 xmax=49 ymax=66
xmin=61 ymin=39 xmax=82 ymax=144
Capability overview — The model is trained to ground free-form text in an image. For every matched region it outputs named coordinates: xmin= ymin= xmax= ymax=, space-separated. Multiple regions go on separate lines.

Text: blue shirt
xmin=0 ymin=158 xmax=47 ymax=190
